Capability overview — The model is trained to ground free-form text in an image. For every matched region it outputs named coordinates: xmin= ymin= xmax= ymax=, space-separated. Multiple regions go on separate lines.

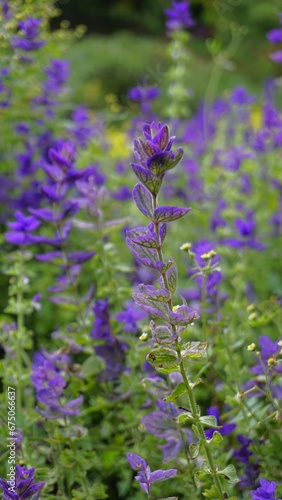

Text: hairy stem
xmin=152 ymin=193 xmax=225 ymax=500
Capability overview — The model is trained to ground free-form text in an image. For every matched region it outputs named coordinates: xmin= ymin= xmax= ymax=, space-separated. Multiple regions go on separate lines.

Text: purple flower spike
xmin=127 ymin=452 xmax=177 ymax=496
xmin=31 ymin=350 xmax=83 ymax=419
xmin=165 ymin=0 xmax=195 ymax=32
xmin=131 ymin=122 xmax=184 ymax=195
xmin=0 ymin=464 xmax=44 ymax=499
xmin=12 ymin=17 xmax=45 ymax=52
xmin=5 ymin=211 xmax=40 ymax=246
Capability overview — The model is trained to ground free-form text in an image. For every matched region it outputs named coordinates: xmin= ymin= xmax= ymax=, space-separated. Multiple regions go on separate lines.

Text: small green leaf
xmin=189 ymin=442 xmax=200 ymax=459
xmin=81 ymin=355 xmax=105 ymax=378
xmin=200 ymin=415 xmax=221 ymax=428
xmin=146 ymin=347 xmax=180 ymax=374
xmin=181 ymin=341 xmax=207 ymax=359
xmin=218 ymin=464 xmax=239 ymax=484
xmin=175 ymin=412 xmax=194 ymax=425
xmin=202 ymin=485 xmax=220 ymax=498
xmin=164 ymin=382 xmax=186 ymax=402
xmin=209 ymin=431 xmax=223 ymax=444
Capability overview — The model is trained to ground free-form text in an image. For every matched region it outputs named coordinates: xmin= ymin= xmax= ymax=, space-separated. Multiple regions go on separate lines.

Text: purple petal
xmin=127 ymin=452 xmax=147 ymax=471
xmin=150 ymin=468 xmax=177 ymax=483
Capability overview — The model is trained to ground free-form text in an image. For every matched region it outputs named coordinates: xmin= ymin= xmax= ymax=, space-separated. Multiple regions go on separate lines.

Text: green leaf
xmin=81 ymin=355 xmax=105 ymax=378
xmin=181 ymin=341 xmax=207 ymax=359
xmin=189 ymin=442 xmax=200 ymax=459
xmin=203 ymin=485 xmax=220 ymax=498
xmin=146 ymin=347 xmax=180 ymax=374
xmin=218 ymin=464 xmax=239 ymax=484
xmin=199 ymin=415 xmax=221 ymax=428
xmin=164 ymin=382 xmax=186 ymax=402
xmin=175 ymin=411 xmax=194 ymax=425
xmin=209 ymin=431 xmax=223 ymax=444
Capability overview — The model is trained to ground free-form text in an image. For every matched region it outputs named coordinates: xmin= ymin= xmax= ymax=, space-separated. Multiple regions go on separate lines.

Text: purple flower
xmin=165 ymin=0 xmax=195 ymax=32
xmin=250 ymin=335 xmax=282 ymax=376
xmin=127 ymin=452 xmax=177 ymax=496
xmin=0 ymin=464 xmax=44 ymax=499
xmin=12 ymin=17 xmax=45 ymax=52
xmin=220 ymin=146 xmax=255 ymax=172
xmin=233 ymin=434 xmax=260 ymax=489
xmin=131 ymin=121 xmax=184 ymax=195
xmin=31 ymin=350 xmax=83 ymax=419
xmin=128 ymin=85 xmax=159 ymax=102
xmin=116 ymin=300 xmax=147 ymax=333
xmin=141 ymin=400 xmax=192 ymax=462
xmin=1 ymin=1 xmax=11 ymax=20
xmin=5 ymin=211 xmax=40 ymax=246
xmin=204 ymin=406 xmax=236 ymax=439
xmin=221 ymin=212 xmax=265 ymax=250
xmin=44 ymin=59 xmax=70 ymax=93
xmin=251 ymin=478 xmax=281 ymax=500
xmin=91 ymin=299 xmax=128 ymax=381
xmin=267 ymin=28 xmax=282 ymax=44
xmin=192 ymin=240 xmax=219 ymax=267
xmin=16 ymin=143 xmax=37 ymax=177
xmin=70 ymin=106 xmax=93 ymax=147
xmin=230 ymin=86 xmax=256 ymax=106
xmin=269 ymin=50 xmax=282 ymax=63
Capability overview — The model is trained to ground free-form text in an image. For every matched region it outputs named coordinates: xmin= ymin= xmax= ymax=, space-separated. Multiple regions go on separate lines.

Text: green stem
xmin=152 ymin=194 xmax=225 ymax=499
xmin=201 ymin=273 xmax=208 ymax=344
xmin=16 ymin=249 xmax=24 ymax=419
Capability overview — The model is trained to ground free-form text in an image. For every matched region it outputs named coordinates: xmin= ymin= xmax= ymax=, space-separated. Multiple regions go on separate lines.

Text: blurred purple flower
xmin=251 ymin=478 xmax=281 ymax=500
xmin=205 ymin=406 xmax=236 ymax=439
xmin=165 ymin=0 xmax=195 ymax=32
xmin=270 ymin=50 xmax=282 ymax=63
xmin=250 ymin=335 xmax=282 ymax=376
xmin=222 ymin=212 xmax=265 ymax=250
xmin=31 ymin=349 xmax=83 ymax=419
xmin=91 ymin=299 xmax=128 ymax=381
xmin=141 ymin=399 xmax=192 ymax=462
xmin=230 ymin=86 xmax=256 ymax=106
xmin=44 ymin=59 xmax=70 ymax=93
xmin=12 ymin=17 xmax=45 ymax=52
xmin=5 ymin=210 xmax=40 ymax=246
xmin=116 ymin=300 xmax=147 ymax=333
xmin=267 ymin=29 xmax=282 ymax=44
xmin=128 ymin=85 xmax=159 ymax=102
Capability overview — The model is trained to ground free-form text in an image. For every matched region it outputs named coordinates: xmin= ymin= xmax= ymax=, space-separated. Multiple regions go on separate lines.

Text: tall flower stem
xmin=152 ymin=194 xmax=225 ymax=500
xmin=16 ymin=248 xmax=25 ymax=419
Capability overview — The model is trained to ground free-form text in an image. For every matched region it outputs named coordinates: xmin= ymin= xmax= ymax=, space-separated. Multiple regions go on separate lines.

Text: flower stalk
xmin=126 ymin=121 xmax=236 ymax=498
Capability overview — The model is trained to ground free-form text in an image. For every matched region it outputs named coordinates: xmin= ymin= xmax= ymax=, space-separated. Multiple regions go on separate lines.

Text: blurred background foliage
xmin=53 ymin=0 xmax=282 ymax=109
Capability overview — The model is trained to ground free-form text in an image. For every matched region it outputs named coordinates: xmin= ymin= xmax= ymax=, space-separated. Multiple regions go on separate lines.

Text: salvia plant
xmin=126 ymin=121 xmax=238 ymax=499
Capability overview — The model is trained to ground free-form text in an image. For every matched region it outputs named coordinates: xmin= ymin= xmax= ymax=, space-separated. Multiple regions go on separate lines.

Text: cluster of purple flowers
xmin=91 ymin=299 xmax=128 ymax=381
xmin=12 ymin=17 xmax=45 ymax=52
xmin=165 ymin=0 xmax=195 ymax=32
xmin=141 ymin=399 xmax=192 ymax=463
xmin=233 ymin=434 xmax=259 ymax=489
xmin=181 ymin=240 xmax=223 ymax=313
xmin=31 ymin=349 xmax=83 ymax=419
xmin=0 ymin=464 xmax=44 ymax=500
xmin=267 ymin=13 xmax=282 ymax=63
